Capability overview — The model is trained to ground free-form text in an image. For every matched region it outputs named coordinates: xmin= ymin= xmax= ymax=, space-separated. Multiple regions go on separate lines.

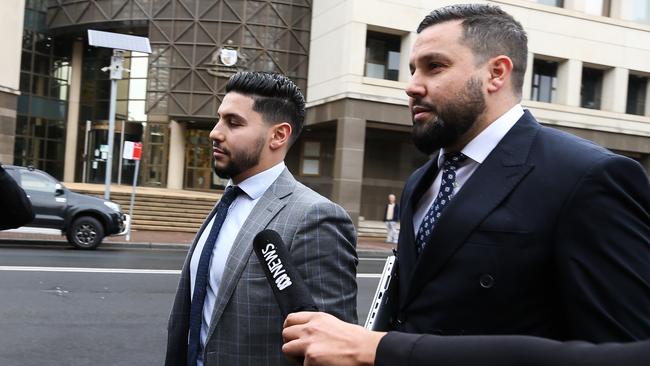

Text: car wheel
xmin=66 ymin=216 xmax=104 ymax=250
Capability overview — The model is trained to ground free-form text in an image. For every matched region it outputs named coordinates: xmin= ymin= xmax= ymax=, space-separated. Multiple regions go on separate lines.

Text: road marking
xmin=0 ymin=266 xmax=383 ymax=278
xmin=0 ymin=266 xmax=180 ymax=274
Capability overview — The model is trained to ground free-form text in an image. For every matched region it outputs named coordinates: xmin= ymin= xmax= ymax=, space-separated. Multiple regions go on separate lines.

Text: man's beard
xmin=411 ymin=77 xmax=486 ymax=155
xmin=212 ymin=135 xmax=265 ymax=180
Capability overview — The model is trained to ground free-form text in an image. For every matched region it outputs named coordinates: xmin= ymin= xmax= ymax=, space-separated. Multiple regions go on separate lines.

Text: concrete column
xmin=602 ymin=67 xmax=628 ymax=113
xmin=166 ymin=120 xmax=186 ymax=189
xmin=609 ymin=0 xmax=624 ymax=20
xmin=332 ymin=117 xmax=366 ymax=226
xmin=563 ymin=0 xmax=582 ymax=11
xmin=522 ymin=52 xmax=534 ymax=101
xmin=63 ymin=40 xmax=83 ymax=182
xmin=556 ymin=59 xmax=582 ymax=107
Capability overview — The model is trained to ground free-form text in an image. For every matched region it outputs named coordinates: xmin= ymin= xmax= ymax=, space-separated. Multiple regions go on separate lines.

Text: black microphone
xmin=253 ymin=229 xmax=318 ymax=318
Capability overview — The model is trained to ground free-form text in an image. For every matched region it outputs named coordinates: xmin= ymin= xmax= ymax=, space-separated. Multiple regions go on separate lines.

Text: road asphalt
xmin=0 ymin=229 xmax=395 ymax=257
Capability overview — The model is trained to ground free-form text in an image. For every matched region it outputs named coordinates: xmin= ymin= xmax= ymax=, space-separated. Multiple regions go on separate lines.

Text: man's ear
xmin=269 ymin=122 xmax=292 ymax=150
xmin=486 ymin=55 xmax=513 ymax=93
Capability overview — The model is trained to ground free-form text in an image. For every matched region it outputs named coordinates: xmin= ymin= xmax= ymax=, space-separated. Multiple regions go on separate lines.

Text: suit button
xmin=479 ymin=274 xmax=495 ymax=288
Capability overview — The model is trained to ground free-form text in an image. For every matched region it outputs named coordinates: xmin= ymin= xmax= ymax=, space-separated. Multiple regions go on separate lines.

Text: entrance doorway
xmin=82 ymin=120 xmax=143 ymax=184
xmin=184 ymin=127 xmax=227 ymax=190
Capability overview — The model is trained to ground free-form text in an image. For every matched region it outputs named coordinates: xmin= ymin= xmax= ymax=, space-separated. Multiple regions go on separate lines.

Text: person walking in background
xmin=383 ymin=194 xmax=399 ymax=244
xmin=165 ymin=71 xmax=358 ymax=366
xmin=0 ymin=164 xmax=34 ymax=230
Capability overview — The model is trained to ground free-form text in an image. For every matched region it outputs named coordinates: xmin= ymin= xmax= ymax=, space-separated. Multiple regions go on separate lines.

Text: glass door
xmin=82 ymin=120 xmax=143 ymax=184
xmin=184 ymin=128 xmax=227 ymax=190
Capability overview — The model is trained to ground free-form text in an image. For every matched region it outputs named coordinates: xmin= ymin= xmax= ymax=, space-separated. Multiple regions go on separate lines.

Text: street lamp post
xmin=87 ymin=30 xmax=151 ymax=201
xmin=101 ymin=50 xmax=127 ymax=200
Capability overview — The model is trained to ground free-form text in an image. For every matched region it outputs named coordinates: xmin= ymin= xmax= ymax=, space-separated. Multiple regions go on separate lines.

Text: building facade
xmin=2 ymin=0 xmax=650 ymax=225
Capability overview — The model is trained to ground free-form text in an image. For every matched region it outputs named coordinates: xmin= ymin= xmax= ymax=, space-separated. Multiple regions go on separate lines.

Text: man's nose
xmin=209 ymin=121 xmax=224 ymax=141
xmin=405 ymin=75 xmax=425 ymax=98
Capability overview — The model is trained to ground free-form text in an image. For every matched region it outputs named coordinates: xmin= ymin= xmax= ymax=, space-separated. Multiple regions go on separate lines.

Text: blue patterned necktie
xmin=187 ymin=185 xmax=241 ymax=366
xmin=414 ymin=153 xmax=467 ymax=255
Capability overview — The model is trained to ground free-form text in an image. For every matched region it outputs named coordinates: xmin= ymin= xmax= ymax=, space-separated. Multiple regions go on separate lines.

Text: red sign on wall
xmin=123 ymin=141 xmax=143 ymax=161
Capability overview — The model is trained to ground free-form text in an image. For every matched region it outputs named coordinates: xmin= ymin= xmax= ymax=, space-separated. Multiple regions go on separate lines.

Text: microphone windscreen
xmin=253 ymin=229 xmax=318 ymax=318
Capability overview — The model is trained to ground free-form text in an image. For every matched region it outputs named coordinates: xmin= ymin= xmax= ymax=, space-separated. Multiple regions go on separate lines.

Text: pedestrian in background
xmin=383 ymin=193 xmax=399 ymax=244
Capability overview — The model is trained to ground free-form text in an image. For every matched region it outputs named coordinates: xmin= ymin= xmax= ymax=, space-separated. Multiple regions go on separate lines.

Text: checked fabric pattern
xmin=187 ymin=185 xmax=242 ymax=366
xmin=415 ymin=152 xmax=467 ymax=255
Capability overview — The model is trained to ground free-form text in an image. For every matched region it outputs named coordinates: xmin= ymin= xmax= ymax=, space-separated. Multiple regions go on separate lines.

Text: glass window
xmin=581 ymin=67 xmax=604 ymax=109
xmin=129 ymin=55 xmax=149 ymax=78
xmin=301 ymin=141 xmax=321 ymax=176
xmin=536 ymin=0 xmax=564 ymax=7
xmin=365 ymin=31 xmax=401 ymax=81
xmin=626 ymin=74 xmax=648 ymax=116
xmin=128 ymin=79 xmax=147 ymax=100
xmin=20 ymin=171 xmax=57 ymax=193
xmin=619 ymin=0 xmax=650 ymax=25
xmin=531 ymin=59 xmax=558 ymax=103
xmin=16 ymin=2 xmax=70 ymax=179
xmin=584 ymin=0 xmax=610 ymax=16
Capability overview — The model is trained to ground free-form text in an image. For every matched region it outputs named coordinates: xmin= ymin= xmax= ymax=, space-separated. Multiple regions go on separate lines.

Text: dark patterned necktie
xmin=414 ymin=153 xmax=467 ymax=255
xmin=187 ymin=185 xmax=241 ymax=366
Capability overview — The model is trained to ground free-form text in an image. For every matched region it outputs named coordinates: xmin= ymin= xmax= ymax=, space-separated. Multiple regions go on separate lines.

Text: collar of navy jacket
xmin=397 ymin=111 xmax=539 ymax=309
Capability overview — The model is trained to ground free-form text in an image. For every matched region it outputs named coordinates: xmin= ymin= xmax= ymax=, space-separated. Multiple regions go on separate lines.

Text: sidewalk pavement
xmin=0 ymin=229 xmax=395 ymax=256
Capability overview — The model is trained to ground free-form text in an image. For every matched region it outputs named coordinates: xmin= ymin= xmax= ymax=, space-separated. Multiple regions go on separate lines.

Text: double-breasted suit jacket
xmin=166 ymin=168 xmax=358 ymax=365
xmin=394 ymin=111 xmax=650 ymax=342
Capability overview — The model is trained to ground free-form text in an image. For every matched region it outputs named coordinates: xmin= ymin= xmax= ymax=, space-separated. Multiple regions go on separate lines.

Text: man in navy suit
xmin=281 ymin=3 xmax=650 ymax=365
xmin=390 ymin=3 xmax=650 ymax=342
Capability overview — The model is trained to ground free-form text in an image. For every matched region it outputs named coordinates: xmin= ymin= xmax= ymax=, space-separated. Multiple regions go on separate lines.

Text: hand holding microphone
xmin=253 ymin=229 xmax=319 ymax=318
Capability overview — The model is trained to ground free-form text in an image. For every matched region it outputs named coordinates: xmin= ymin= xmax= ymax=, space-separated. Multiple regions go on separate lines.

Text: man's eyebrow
xmin=217 ymin=111 xmax=245 ymax=121
xmin=417 ymin=52 xmax=451 ymax=64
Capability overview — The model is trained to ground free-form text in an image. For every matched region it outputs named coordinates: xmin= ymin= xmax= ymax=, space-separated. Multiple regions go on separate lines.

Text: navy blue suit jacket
xmin=393 ymin=110 xmax=650 ymax=342
xmin=377 ymin=331 xmax=650 ymax=366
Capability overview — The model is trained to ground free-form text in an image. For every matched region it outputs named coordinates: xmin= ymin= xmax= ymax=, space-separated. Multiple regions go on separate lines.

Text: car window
xmin=20 ymin=171 xmax=57 ymax=193
xmin=4 ymin=168 xmax=20 ymax=182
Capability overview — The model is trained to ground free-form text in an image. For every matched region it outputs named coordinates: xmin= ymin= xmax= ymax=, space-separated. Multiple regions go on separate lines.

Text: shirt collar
xmin=226 ymin=162 xmax=286 ymax=200
xmin=438 ymin=104 xmax=524 ymax=167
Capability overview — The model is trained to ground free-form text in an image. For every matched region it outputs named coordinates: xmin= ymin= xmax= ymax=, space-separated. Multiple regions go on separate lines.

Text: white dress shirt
xmin=413 ymin=105 xmax=524 ymax=234
xmin=189 ymin=161 xmax=286 ymax=364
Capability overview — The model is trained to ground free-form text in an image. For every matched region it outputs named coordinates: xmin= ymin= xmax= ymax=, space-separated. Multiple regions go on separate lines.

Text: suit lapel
xmin=205 ymin=168 xmax=295 ymax=340
xmin=403 ymin=112 xmax=540 ymax=307
xmin=397 ymin=158 xmax=439 ymax=306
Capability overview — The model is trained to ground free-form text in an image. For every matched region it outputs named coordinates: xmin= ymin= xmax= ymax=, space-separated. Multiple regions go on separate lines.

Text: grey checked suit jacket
xmin=165 ymin=168 xmax=358 ymax=366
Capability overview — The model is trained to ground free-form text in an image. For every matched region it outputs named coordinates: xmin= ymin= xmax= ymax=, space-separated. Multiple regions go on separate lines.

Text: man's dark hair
xmin=418 ymin=4 xmax=528 ymax=97
xmin=225 ymin=71 xmax=305 ymax=145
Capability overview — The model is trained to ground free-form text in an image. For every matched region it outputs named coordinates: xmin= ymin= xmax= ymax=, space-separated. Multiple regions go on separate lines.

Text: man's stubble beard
xmin=212 ymin=134 xmax=266 ymax=180
xmin=411 ymin=77 xmax=487 ymax=155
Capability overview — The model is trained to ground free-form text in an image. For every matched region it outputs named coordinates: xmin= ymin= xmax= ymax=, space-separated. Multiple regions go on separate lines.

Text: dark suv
xmin=4 ymin=165 xmax=128 ymax=249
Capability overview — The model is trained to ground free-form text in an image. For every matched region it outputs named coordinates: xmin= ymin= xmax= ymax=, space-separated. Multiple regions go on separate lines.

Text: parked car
xmin=3 ymin=165 xmax=128 ymax=249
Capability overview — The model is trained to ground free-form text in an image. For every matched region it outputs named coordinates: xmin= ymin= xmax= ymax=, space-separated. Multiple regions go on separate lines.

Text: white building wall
xmin=0 ymin=0 xmax=25 ymax=94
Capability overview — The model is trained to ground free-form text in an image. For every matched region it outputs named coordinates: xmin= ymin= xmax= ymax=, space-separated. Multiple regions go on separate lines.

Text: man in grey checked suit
xmin=165 ymin=71 xmax=358 ymax=366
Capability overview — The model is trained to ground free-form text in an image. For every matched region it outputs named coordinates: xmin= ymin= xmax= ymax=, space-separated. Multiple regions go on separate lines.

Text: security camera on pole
xmin=87 ymin=30 xmax=151 ymax=200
